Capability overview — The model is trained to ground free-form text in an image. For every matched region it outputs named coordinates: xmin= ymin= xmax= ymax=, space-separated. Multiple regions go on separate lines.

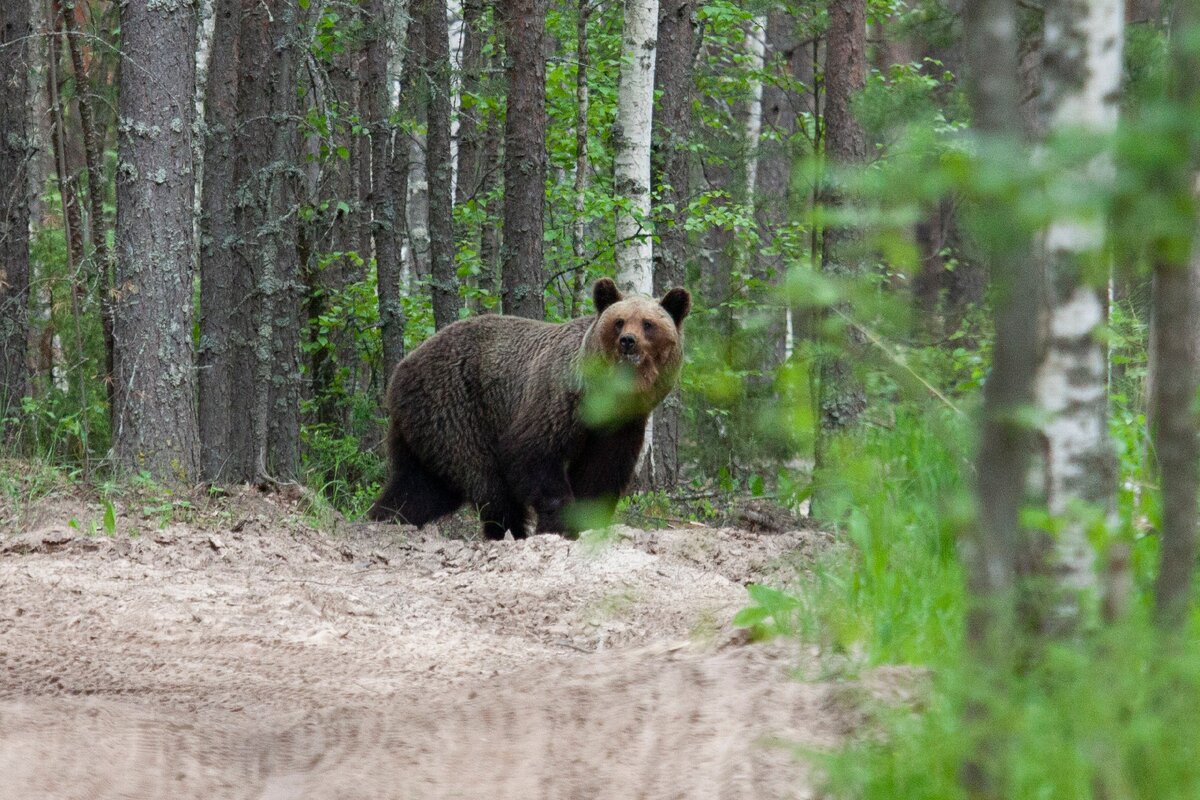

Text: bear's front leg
xmin=508 ymin=457 xmax=575 ymax=536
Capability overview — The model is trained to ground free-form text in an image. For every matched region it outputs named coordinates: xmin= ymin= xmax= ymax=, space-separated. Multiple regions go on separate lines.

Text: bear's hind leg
xmin=367 ymin=433 xmax=463 ymax=525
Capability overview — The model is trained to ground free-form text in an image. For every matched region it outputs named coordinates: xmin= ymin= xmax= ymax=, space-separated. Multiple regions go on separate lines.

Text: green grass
xmin=746 ymin=402 xmax=1200 ymax=799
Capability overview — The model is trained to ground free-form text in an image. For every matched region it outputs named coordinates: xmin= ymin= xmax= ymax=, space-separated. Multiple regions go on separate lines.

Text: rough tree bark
xmin=0 ymin=0 xmax=32 ymax=432
xmin=640 ymin=0 xmax=694 ymax=489
xmin=570 ymin=0 xmax=590 ymax=311
xmin=499 ymin=0 xmax=547 ymax=318
xmin=113 ymin=0 xmax=201 ymax=481
xmin=1032 ymin=0 xmax=1123 ymax=629
xmin=199 ymin=0 xmax=241 ymax=482
xmin=813 ymin=0 xmax=867 ymax=494
xmin=455 ymin=0 xmax=483 ymax=210
xmin=367 ymin=0 xmax=410 ymax=375
xmin=234 ymin=0 xmax=304 ymax=482
xmin=614 ymin=0 xmax=659 ymax=296
xmin=476 ymin=42 xmax=503 ymax=312
xmin=423 ymin=0 xmax=457 ymax=329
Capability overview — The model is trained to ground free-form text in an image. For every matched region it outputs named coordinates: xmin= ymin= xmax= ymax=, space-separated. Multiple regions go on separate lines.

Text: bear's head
xmin=581 ymin=278 xmax=691 ymax=415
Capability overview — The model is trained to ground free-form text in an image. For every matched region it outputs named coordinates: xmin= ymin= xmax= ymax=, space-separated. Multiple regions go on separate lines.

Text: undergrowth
xmin=734 ymin=395 xmax=1195 ymax=799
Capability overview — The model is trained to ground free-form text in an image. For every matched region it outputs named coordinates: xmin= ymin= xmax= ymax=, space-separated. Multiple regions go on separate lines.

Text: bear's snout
xmin=619 ymin=334 xmax=637 ymax=354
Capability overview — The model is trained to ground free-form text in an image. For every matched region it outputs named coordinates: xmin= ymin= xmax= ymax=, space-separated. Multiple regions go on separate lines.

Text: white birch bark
xmin=613 ymin=0 xmax=658 ymax=296
xmin=448 ymin=0 xmax=463 ymax=200
xmin=743 ymin=16 xmax=767 ymax=200
xmin=1034 ymin=0 xmax=1123 ymax=622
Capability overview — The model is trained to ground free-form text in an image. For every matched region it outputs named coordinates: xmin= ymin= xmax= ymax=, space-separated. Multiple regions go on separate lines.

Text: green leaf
xmin=103 ymin=500 xmax=117 ymax=537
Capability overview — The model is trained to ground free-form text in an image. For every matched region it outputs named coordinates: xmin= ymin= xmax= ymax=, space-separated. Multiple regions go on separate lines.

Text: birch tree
xmin=113 ymin=0 xmax=201 ymax=481
xmin=613 ymin=0 xmax=659 ymax=296
xmin=423 ymin=0 xmax=457 ymax=329
xmin=1033 ymin=0 xmax=1123 ymax=627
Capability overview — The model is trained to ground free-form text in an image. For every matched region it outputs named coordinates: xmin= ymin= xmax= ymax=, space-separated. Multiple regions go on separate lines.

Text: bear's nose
xmin=619 ymin=334 xmax=636 ymax=353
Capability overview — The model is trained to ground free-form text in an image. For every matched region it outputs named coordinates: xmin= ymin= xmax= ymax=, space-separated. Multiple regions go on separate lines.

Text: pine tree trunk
xmin=234 ymin=0 xmax=303 ymax=482
xmin=813 ymin=0 xmax=867 ymax=496
xmin=614 ymin=0 xmax=659 ymax=296
xmin=368 ymin=0 xmax=409 ymax=375
xmin=1032 ymin=0 xmax=1123 ymax=628
xmin=424 ymin=0 xmax=458 ymax=329
xmin=499 ymin=0 xmax=547 ymax=319
xmin=570 ymin=0 xmax=590 ymax=311
xmin=961 ymin=5 xmax=1041 ymax=793
xmin=0 ymin=0 xmax=33 ymax=434
xmin=1151 ymin=8 xmax=1200 ymax=627
xmin=199 ymin=0 xmax=241 ymax=482
xmin=113 ymin=0 xmax=201 ymax=482
xmin=477 ymin=45 xmax=503 ymax=312
xmin=455 ymin=0 xmax=484 ymax=209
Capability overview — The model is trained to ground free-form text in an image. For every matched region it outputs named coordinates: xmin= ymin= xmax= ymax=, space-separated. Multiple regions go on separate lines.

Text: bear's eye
xmin=642 ymin=320 xmax=655 ymax=333
xmin=614 ymin=319 xmax=625 ymax=331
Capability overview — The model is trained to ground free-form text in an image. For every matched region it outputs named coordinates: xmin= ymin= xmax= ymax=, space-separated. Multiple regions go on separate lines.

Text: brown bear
xmin=367 ymin=278 xmax=691 ymax=538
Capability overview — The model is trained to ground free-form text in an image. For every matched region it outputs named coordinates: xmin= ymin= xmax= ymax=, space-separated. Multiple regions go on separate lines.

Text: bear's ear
xmin=660 ymin=287 xmax=691 ymax=327
xmin=593 ymin=278 xmax=622 ymax=315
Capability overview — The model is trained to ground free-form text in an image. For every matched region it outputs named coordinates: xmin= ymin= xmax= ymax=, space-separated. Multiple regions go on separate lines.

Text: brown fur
xmin=368 ymin=279 xmax=691 ymax=539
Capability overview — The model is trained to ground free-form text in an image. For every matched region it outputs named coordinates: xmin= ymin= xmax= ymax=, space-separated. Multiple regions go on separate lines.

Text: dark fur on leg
xmin=367 ymin=433 xmax=463 ymax=524
xmin=480 ymin=498 xmax=529 ymax=540
xmin=565 ymin=421 xmax=646 ymax=533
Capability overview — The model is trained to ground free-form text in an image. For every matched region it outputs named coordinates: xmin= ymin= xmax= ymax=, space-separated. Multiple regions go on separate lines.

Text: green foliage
xmin=824 ymin=618 xmax=1200 ymax=800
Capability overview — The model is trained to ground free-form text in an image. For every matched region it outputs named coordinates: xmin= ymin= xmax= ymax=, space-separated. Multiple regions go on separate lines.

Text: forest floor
xmin=0 ymin=479 xmax=914 ymax=799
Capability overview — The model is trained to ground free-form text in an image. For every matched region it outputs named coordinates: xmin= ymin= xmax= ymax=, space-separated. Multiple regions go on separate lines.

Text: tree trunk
xmin=742 ymin=16 xmax=766 ymax=210
xmin=1032 ymin=0 xmax=1123 ymax=630
xmin=199 ymin=0 xmax=241 ymax=482
xmin=1152 ymin=7 xmax=1200 ymax=627
xmin=813 ymin=0 xmax=867 ymax=495
xmin=0 ymin=0 xmax=33 ymax=434
xmin=960 ymin=0 xmax=1036 ymax=657
xmin=641 ymin=0 xmax=694 ymax=490
xmin=424 ymin=0 xmax=458 ymax=329
xmin=961 ymin=4 xmax=1041 ymax=792
xmin=614 ymin=0 xmax=659 ymax=296
xmin=756 ymin=10 xmax=803 ymax=367
xmin=477 ymin=44 xmax=503 ymax=313
xmin=408 ymin=2 xmax=432 ymax=281
xmin=368 ymin=0 xmax=409 ymax=376
xmin=113 ymin=0 xmax=201 ymax=482
xmin=234 ymin=0 xmax=303 ymax=482
xmin=499 ymin=0 xmax=547 ymax=319
xmin=455 ymin=0 xmax=484 ymax=209
xmin=61 ymin=1 xmax=115 ymax=405
xmin=570 ymin=0 xmax=590 ymax=312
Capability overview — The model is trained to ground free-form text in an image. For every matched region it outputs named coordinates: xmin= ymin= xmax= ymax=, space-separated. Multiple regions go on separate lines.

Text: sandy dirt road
xmin=0 ymin=488 xmax=872 ymax=800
